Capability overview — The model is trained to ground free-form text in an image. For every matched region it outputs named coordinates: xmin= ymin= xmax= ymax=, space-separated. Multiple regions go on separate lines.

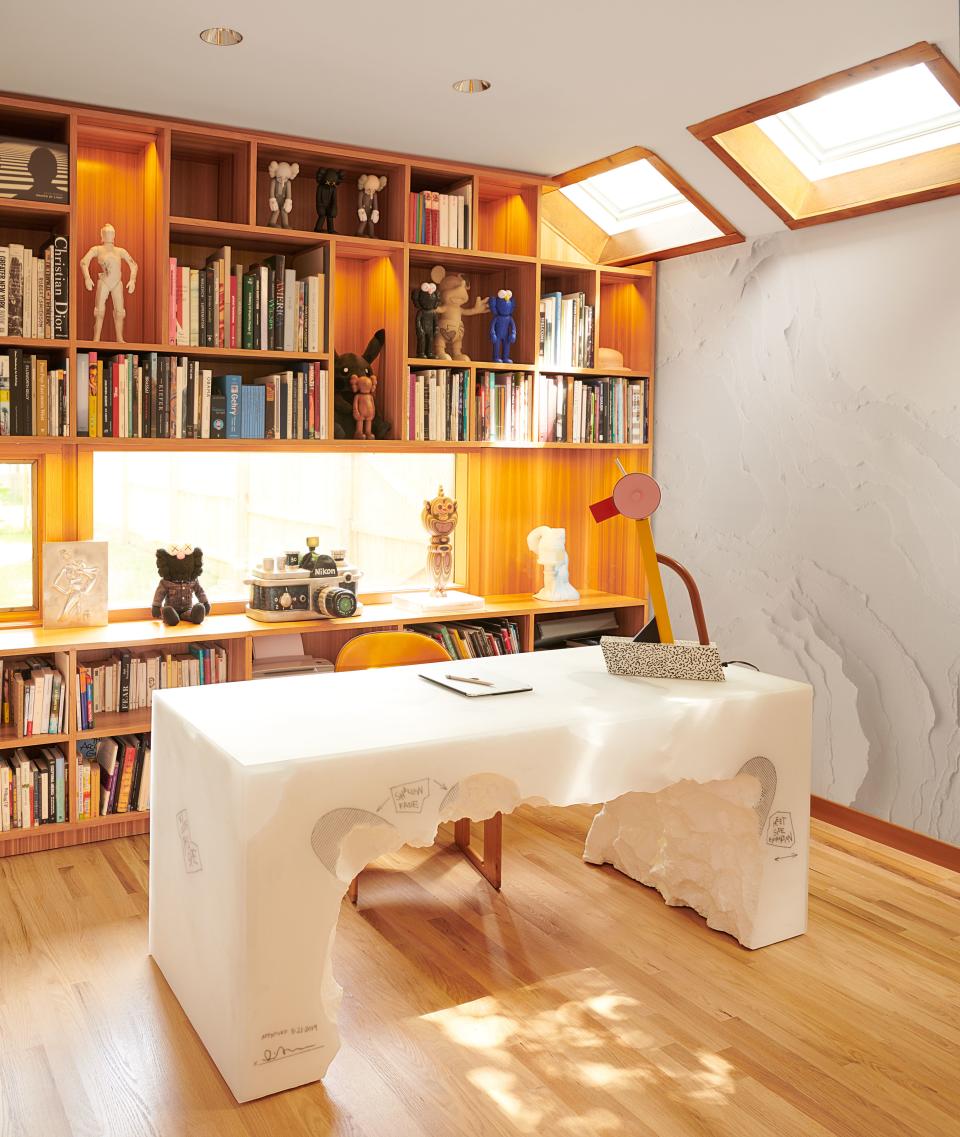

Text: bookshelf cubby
xmin=0 ymin=88 xmax=659 ymax=855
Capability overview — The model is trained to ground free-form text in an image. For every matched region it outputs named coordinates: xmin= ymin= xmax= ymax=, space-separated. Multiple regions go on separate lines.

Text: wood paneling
xmin=811 ymin=796 xmax=960 ymax=871
xmin=598 ymin=273 xmax=655 ymax=374
xmin=477 ymin=177 xmax=539 ymax=257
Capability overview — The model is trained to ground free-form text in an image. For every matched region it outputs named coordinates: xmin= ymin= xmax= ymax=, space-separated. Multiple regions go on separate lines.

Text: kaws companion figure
xmin=267 ymin=161 xmax=299 ymax=228
xmin=489 ymin=288 xmax=516 ymax=363
xmin=333 ymin=329 xmax=391 ymax=439
xmin=315 ymin=168 xmax=344 ymax=233
xmin=430 ymin=264 xmax=488 ymax=361
xmin=357 ymin=174 xmax=387 ymax=237
xmin=411 ymin=280 xmax=440 ymax=358
xmin=152 ymin=545 xmax=210 ymax=626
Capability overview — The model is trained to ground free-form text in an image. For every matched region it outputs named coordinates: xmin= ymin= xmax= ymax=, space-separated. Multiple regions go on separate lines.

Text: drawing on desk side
xmin=176 ymin=809 xmax=203 ymax=874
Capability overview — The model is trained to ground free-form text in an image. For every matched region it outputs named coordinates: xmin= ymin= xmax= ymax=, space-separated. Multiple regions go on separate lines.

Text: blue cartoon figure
xmin=489 ymin=288 xmax=516 ymax=363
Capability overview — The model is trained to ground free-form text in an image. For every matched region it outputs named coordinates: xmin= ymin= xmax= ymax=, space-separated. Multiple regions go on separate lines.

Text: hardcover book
xmin=0 ymin=137 xmax=69 ymax=203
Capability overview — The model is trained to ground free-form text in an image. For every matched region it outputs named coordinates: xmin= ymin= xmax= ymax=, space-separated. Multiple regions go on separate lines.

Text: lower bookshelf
xmin=0 ymin=590 xmax=644 ymax=857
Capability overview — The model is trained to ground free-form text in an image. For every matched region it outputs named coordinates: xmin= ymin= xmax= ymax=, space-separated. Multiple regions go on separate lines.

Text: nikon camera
xmin=245 ymin=540 xmax=363 ymax=622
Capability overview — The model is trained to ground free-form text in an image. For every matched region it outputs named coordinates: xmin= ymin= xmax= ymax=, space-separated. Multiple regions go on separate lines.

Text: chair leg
xmin=454 ymin=812 xmax=502 ymax=890
xmin=347 ymin=875 xmax=359 ymax=905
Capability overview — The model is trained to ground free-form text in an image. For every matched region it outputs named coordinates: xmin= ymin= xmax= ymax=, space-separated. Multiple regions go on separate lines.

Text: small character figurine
xmin=152 ymin=544 xmax=210 ymax=626
xmin=351 ymin=372 xmax=377 ymax=439
xmin=315 ymin=168 xmax=344 ymax=233
xmin=526 ymin=526 xmax=580 ymax=602
xmin=489 ymin=288 xmax=517 ymax=363
xmin=267 ymin=161 xmax=300 ymax=228
xmin=79 ymin=223 xmax=138 ymax=342
xmin=423 ymin=486 xmax=458 ymax=597
xmin=357 ymin=173 xmax=387 ymax=237
xmin=333 ymin=329 xmax=390 ymax=439
xmin=411 ymin=281 xmax=440 ymax=358
xmin=430 ymin=264 xmax=488 ymax=361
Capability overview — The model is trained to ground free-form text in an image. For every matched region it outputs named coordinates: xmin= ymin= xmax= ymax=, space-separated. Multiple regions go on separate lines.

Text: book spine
xmin=52 ymin=235 xmax=69 ymax=339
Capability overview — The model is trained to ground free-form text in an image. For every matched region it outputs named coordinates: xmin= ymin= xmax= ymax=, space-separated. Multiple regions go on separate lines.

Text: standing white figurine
xmin=80 ymin=223 xmax=138 ymax=342
xmin=267 ymin=161 xmax=299 ymax=228
xmin=527 ymin=526 xmax=580 ymax=602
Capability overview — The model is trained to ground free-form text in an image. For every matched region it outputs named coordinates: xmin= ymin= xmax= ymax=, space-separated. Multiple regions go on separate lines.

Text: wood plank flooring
xmin=0 ymin=807 xmax=957 ymax=1137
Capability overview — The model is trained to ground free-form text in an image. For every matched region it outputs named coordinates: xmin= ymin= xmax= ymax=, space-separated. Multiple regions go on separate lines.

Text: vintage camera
xmin=245 ymin=540 xmax=363 ymax=622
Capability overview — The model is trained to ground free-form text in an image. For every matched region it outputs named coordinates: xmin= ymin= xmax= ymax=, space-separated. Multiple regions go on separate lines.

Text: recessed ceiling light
xmin=199 ymin=27 xmax=243 ymax=46
xmin=453 ymin=79 xmax=491 ymax=94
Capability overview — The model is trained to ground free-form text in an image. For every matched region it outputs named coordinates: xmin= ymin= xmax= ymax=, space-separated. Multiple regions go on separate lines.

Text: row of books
xmin=476 ymin=370 xmax=533 ymax=443
xmin=75 ymin=644 xmax=228 ymax=730
xmin=0 ymin=746 xmax=67 ymax=830
xmin=405 ymin=368 xmax=469 ymax=441
xmin=169 ymin=247 xmax=326 ymax=352
xmin=0 ymin=660 xmax=67 ymax=738
xmin=415 ymin=619 xmax=522 ymax=660
xmin=539 ymin=291 xmax=594 ymax=369
xmin=77 ymin=352 xmax=329 ymax=439
xmin=537 ymin=374 xmax=649 ymax=444
xmin=76 ymin=734 xmax=151 ymax=819
xmin=409 ymin=184 xmax=472 ymax=248
xmin=0 ymin=236 xmax=69 ymax=339
xmin=0 ymin=348 xmax=69 ymax=436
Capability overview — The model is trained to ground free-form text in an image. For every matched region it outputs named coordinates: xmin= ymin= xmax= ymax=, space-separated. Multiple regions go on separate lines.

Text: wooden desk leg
xmin=347 ymin=876 xmax=359 ymax=905
xmin=454 ymin=813 xmax=502 ymax=890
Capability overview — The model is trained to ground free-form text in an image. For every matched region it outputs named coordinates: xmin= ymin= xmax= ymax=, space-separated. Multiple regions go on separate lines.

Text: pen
xmin=445 ymin=674 xmax=496 ymax=687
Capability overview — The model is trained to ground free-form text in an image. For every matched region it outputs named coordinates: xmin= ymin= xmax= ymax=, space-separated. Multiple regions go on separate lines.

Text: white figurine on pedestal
xmin=527 ymin=526 xmax=580 ymax=602
xmin=80 ymin=223 xmax=138 ymax=342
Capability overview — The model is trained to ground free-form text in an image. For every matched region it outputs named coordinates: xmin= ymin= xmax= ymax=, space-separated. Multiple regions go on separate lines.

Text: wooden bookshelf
xmin=0 ymin=89 xmax=660 ymax=855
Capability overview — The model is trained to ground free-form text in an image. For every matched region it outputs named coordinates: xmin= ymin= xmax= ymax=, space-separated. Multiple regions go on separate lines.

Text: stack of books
xmin=77 ymin=352 xmax=329 ymax=440
xmin=168 ymin=247 xmax=325 ymax=352
xmin=75 ymin=643 xmax=228 ymax=730
xmin=0 ymin=659 xmax=68 ymax=737
xmin=536 ymin=374 xmax=648 ymax=444
xmin=0 ymin=746 xmax=67 ymax=829
xmin=476 ymin=370 xmax=532 ymax=442
xmin=406 ymin=368 xmax=469 ymax=441
xmin=0 ymin=236 xmax=69 ymax=339
xmin=76 ymin=733 xmax=151 ymax=819
xmin=0 ymin=348 xmax=69 ymax=436
xmin=409 ymin=184 xmax=472 ymax=247
xmin=415 ymin=619 xmax=522 ymax=658
xmin=539 ymin=291 xmax=594 ymax=368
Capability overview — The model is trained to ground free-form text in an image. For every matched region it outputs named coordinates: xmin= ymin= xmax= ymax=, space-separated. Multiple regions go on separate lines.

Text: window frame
xmin=688 ymin=41 xmax=960 ymax=229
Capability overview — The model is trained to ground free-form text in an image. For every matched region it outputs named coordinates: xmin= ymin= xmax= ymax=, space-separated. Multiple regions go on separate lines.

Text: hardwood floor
xmin=0 ymin=808 xmax=957 ymax=1137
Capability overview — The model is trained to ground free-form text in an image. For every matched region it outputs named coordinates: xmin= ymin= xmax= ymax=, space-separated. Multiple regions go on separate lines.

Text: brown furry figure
xmin=152 ymin=544 xmax=210 ymax=625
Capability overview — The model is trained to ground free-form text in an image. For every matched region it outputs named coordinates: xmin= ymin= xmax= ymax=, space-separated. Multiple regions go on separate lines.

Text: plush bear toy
xmin=333 ymin=329 xmax=391 ymax=439
xmin=489 ymin=288 xmax=517 ymax=363
xmin=357 ymin=174 xmax=387 ymax=237
xmin=267 ymin=161 xmax=299 ymax=228
xmin=411 ymin=281 xmax=440 ymax=358
xmin=315 ymin=168 xmax=344 ymax=233
xmin=152 ymin=545 xmax=210 ymax=626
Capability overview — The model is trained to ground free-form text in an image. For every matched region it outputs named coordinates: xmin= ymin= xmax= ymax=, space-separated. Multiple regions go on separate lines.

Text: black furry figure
xmin=411 ymin=281 xmax=441 ymax=358
xmin=333 ymin=329 xmax=391 ymax=440
xmin=315 ymin=168 xmax=344 ymax=233
xmin=152 ymin=545 xmax=210 ymax=626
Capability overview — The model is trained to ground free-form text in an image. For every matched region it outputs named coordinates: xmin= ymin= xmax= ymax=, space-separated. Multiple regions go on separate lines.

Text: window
xmin=93 ymin=452 xmax=458 ymax=610
xmin=0 ymin=462 xmax=36 ymax=612
xmin=545 ymin=147 xmax=742 ymax=264
xmin=690 ymin=42 xmax=960 ymax=228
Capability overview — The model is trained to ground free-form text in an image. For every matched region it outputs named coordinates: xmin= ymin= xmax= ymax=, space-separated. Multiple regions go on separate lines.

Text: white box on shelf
xmin=391 ymin=590 xmax=485 ymax=613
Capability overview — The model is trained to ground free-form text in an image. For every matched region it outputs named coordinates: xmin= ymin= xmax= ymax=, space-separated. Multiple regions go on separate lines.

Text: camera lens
xmin=314 ymin=586 xmax=358 ymax=618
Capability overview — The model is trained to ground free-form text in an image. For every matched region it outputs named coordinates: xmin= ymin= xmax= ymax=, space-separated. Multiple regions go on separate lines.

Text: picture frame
xmin=42 ymin=541 xmax=109 ymax=629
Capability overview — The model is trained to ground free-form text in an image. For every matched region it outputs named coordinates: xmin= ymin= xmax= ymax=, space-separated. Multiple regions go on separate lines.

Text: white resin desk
xmin=148 ymin=646 xmax=811 ymax=1102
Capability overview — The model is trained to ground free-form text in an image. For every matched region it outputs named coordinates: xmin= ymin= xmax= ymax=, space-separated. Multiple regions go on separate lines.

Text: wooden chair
xmin=334 ymin=630 xmax=503 ymax=904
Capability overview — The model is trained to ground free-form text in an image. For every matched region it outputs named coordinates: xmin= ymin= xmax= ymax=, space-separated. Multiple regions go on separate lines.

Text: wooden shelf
xmin=538 ymin=365 xmax=649 ymax=379
xmin=0 ymin=198 xmax=69 ymax=228
xmin=74 ymin=339 xmax=328 ymax=363
xmin=77 ymin=710 xmax=152 ymax=738
xmin=0 ymin=336 xmax=69 ymax=351
xmin=0 ymin=727 xmax=70 ymax=752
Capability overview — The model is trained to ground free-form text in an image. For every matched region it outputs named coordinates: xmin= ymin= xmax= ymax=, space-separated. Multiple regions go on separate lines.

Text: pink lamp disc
xmin=612 ymin=473 xmax=661 ymax=520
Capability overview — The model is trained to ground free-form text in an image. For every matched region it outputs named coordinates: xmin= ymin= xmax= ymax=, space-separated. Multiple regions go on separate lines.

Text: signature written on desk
xmin=255 ymin=1042 xmax=322 ymax=1066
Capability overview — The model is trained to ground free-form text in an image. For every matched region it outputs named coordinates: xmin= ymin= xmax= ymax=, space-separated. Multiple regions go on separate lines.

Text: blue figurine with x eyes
xmin=489 ymin=288 xmax=517 ymax=363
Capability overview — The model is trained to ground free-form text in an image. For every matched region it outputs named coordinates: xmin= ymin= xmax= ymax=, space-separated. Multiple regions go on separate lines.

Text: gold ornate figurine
xmin=422 ymin=485 xmax=458 ymax=597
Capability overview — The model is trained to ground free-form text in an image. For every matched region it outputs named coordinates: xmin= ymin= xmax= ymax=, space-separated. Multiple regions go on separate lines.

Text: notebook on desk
xmin=419 ymin=672 xmax=533 ymax=698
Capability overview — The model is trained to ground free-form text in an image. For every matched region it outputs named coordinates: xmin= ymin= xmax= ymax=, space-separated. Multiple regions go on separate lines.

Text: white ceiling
xmin=4 ymin=1 xmax=958 ymax=237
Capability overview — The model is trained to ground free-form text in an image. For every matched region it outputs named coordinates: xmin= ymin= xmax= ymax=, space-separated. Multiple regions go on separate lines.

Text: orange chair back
xmin=335 ymin=630 xmax=452 ymax=672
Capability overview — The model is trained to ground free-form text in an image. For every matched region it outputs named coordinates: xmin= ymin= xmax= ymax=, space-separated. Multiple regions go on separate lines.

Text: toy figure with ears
xmin=489 ymin=289 xmax=517 ymax=363
xmin=411 ymin=280 xmax=440 ymax=357
xmin=333 ymin=328 xmax=391 ymax=439
xmin=315 ymin=168 xmax=344 ymax=233
xmin=152 ymin=545 xmax=210 ymax=626
xmin=357 ymin=173 xmax=387 ymax=237
xmin=267 ymin=161 xmax=300 ymax=228
xmin=430 ymin=264 xmax=488 ymax=361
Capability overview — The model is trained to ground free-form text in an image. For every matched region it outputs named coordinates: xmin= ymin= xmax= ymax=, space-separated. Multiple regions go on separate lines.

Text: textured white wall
xmin=654 ymin=196 xmax=960 ymax=843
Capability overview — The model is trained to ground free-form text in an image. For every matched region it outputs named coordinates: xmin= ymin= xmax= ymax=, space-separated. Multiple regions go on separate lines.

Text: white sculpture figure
xmin=267 ymin=161 xmax=299 ymax=228
xmin=527 ymin=526 xmax=580 ymax=602
xmin=80 ymin=223 xmax=138 ymax=342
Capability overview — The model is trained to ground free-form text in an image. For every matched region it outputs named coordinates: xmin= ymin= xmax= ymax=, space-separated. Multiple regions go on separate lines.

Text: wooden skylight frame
xmin=542 ymin=145 xmax=743 ymax=264
xmin=689 ymin=42 xmax=960 ymax=229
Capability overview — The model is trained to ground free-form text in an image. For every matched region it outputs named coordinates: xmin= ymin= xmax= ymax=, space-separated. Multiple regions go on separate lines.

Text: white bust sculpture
xmin=80 ymin=222 xmax=138 ymax=342
xmin=527 ymin=526 xmax=580 ymax=602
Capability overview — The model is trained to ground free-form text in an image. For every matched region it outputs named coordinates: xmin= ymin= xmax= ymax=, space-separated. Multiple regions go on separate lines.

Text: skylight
xmin=755 ymin=63 xmax=960 ymax=180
